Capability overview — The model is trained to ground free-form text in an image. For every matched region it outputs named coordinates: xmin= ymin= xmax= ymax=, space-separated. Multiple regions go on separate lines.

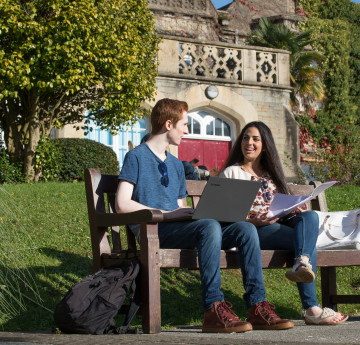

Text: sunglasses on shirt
xmin=159 ymin=162 xmax=169 ymax=187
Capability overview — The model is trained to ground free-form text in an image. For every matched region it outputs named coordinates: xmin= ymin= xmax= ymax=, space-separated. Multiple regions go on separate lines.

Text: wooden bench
xmin=84 ymin=168 xmax=360 ymax=334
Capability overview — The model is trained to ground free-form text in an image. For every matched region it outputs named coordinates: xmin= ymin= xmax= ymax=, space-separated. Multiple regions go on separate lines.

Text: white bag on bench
xmin=315 ymin=209 xmax=360 ymax=250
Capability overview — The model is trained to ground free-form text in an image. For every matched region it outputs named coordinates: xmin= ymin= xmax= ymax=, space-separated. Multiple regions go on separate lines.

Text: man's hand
xmin=163 ymin=207 xmax=195 ymax=221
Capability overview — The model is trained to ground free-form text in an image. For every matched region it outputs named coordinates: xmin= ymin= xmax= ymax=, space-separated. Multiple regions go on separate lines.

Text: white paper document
xmin=268 ymin=181 xmax=337 ymax=219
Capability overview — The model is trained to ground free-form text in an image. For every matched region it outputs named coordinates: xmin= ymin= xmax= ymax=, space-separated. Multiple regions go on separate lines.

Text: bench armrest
xmin=95 ymin=209 xmax=164 ymax=227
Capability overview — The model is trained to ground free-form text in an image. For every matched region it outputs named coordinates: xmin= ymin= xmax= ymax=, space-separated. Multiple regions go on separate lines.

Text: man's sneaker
xmin=202 ymin=301 xmax=253 ymax=333
xmin=247 ymin=301 xmax=294 ymax=330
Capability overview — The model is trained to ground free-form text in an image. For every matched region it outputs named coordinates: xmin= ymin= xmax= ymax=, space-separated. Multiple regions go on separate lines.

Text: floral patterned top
xmin=220 ymin=163 xmax=278 ymax=220
xmin=247 ymin=174 xmax=277 ymax=220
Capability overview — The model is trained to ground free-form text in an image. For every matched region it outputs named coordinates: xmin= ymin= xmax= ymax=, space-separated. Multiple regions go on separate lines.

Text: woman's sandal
xmin=285 ymin=258 xmax=315 ymax=283
xmin=305 ymin=307 xmax=349 ymax=325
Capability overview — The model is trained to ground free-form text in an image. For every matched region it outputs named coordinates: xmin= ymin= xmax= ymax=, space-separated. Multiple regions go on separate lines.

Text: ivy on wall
xmin=297 ymin=0 xmax=360 ymax=184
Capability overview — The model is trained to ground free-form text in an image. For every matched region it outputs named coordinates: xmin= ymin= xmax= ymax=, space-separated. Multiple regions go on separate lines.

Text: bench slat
xmin=317 ymin=250 xmax=360 ymax=266
xmin=100 ymin=249 xmax=360 ymax=269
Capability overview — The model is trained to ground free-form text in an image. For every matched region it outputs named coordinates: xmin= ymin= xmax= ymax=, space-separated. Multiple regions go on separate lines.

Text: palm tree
xmin=247 ymin=18 xmax=324 ymax=110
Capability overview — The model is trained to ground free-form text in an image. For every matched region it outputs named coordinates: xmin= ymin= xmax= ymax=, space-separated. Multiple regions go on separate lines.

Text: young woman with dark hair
xmin=220 ymin=121 xmax=348 ymax=325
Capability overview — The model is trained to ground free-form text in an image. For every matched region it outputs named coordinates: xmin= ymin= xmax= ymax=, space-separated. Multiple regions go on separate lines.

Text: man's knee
xmin=233 ymin=222 xmax=259 ymax=244
xmin=196 ymin=219 xmax=222 ymax=241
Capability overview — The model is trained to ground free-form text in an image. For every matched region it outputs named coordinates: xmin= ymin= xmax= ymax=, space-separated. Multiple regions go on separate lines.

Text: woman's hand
xmin=297 ymin=203 xmax=309 ymax=212
xmin=247 ymin=212 xmax=279 ymax=227
xmin=291 ymin=203 xmax=309 ymax=216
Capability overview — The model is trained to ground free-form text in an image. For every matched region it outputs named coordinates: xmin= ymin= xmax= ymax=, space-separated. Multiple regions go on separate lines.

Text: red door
xmin=178 ymin=139 xmax=231 ymax=174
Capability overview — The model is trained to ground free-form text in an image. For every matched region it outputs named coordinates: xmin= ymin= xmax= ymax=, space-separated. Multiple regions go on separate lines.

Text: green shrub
xmin=54 ymin=138 xmax=119 ymax=181
xmin=34 ymin=136 xmax=62 ymax=182
xmin=0 ymin=149 xmax=24 ymax=184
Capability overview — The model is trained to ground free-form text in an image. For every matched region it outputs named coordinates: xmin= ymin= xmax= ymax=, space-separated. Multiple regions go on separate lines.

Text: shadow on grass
xmin=1 ymin=247 xmax=92 ymax=331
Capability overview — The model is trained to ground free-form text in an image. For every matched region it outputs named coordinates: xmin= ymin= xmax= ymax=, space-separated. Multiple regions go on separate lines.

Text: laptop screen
xmin=192 ymin=177 xmax=261 ymax=222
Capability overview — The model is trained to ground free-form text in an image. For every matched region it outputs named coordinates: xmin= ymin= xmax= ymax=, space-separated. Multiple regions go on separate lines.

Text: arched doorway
xmin=178 ymin=110 xmax=233 ymax=174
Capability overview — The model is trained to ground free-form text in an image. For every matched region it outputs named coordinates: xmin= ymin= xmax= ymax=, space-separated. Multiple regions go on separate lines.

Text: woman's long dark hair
xmin=223 ymin=121 xmax=289 ymax=194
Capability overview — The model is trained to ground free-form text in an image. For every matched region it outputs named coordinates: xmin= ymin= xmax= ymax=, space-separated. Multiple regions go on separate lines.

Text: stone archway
xmin=176 ymin=84 xmax=258 ymax=136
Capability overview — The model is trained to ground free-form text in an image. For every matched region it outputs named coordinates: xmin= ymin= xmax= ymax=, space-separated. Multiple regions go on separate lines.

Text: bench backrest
xmin=84 ymin=169 xmax=118 ymax=254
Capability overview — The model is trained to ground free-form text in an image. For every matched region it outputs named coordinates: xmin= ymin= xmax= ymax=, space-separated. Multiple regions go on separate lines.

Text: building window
xmin=186 ymin=111 xmax=231 ymax=141
xmin=86 ymin=118 xmax=148 ymax=168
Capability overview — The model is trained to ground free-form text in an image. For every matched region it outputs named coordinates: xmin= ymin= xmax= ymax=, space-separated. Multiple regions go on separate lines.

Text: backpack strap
xmin=105 ymin=324 xmax=142 ymax=334
xmin=115 ymin=325 xmax=142 ymax=334
xmin=123 ymin=269 xmax=141 ymax=328
xmin=106 ymin=276 xmax=142 ymax=335
xmin=102 ymin=259 xmax=141 ymax=335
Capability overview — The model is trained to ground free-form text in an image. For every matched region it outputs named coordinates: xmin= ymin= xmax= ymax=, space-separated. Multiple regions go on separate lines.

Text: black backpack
xmin=54 ymin=259 xmax=141 ymax=334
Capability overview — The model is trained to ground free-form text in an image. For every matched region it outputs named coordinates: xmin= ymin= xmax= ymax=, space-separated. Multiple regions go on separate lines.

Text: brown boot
xmin=247 ymin=301 xmax=294 ymax=330
xmin=202 ymin=301 xmax=253 ymax=333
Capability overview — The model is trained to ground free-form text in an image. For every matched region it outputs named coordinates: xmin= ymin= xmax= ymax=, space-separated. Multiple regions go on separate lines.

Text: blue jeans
xmin=257 ymin=211 xmax=320 ymax=310
xmin=158 ymin=219 xmax=266 ymax=311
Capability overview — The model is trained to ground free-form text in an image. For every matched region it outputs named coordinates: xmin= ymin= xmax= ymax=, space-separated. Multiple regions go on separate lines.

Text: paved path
xmin=0 ymin=317 xmax=359 ymax=345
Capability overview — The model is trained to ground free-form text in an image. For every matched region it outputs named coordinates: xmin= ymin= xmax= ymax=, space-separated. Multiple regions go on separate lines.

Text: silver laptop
xmin=180 ymin=176 xmax=261 ymax=223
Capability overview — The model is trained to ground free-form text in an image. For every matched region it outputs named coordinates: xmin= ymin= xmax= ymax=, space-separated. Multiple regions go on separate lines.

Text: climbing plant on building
xmin=297 ymin=0 xmax=360 ymax=184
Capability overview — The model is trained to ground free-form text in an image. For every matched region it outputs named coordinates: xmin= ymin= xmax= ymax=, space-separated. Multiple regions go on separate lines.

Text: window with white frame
xmin=185 ymin=111 xmax=232 ymax=141
xmin=86 ymin=118 xmax=148 ymax=168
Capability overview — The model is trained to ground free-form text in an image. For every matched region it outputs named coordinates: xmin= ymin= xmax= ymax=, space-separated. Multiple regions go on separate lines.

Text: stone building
xmin=57 ymin=0 xmax=304 ymax=181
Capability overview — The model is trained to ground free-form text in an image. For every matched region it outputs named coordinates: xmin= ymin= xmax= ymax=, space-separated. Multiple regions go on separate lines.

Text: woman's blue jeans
xmin=257 ymin=210 xmax=320 ymax=310
xmin=158 ymin=219 xmax=266 ymax=311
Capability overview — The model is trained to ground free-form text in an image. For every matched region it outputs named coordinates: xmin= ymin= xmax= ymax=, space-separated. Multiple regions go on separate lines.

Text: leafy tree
xmin=247 ymin=17 xmax=324 ymax=109
xmin=0 ymin=0 xmax=160 ymax=181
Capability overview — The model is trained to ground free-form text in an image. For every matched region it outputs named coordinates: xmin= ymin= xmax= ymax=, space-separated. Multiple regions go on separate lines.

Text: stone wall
xmin=148 ymin=0 xmax=301 ymax=44
xmin=148 ymin=0 xmax=220 ymax=41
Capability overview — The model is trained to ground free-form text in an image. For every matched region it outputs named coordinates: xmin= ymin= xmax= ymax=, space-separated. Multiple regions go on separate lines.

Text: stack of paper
xmin=268 ymin=181 xmax=337 ymax=219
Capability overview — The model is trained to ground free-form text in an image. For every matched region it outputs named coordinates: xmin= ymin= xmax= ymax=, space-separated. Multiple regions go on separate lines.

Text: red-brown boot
xmin=247 ymin=301 xmax=294 ymax=330
xmin=202 ymin=301 xmax=253 ymax=333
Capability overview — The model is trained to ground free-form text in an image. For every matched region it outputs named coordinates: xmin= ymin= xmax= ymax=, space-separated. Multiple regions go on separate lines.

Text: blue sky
xmin=212 ymin=0 xmax=360 ymax=10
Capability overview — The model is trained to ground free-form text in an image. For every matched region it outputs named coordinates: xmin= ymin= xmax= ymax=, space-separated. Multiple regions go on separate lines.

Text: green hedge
xmin=0 ymin=148 xmax=24 ymax=184
xmin=54 ymin=138 xmax=119 ymax=181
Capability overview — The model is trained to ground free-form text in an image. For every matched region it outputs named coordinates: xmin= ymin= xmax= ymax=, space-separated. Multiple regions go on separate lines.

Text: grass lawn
xmin=0 ymin=181 xmax=360 ymax=331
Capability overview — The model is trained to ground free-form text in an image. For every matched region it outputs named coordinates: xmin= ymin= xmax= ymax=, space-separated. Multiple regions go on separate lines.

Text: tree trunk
xmin=23 ymin=119 xmax=40 ymax=182
xmin=4 ymin=123 xmax=25 ymax=161
xmin=2 ymin=95 xmax=53 ymax=182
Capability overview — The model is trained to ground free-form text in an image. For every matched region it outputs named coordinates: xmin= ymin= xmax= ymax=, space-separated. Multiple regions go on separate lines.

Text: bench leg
xmin=140 ymin=223 xmax=161 ymax=334
xmin=321 ymin=267 xmax=337 ymax=311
